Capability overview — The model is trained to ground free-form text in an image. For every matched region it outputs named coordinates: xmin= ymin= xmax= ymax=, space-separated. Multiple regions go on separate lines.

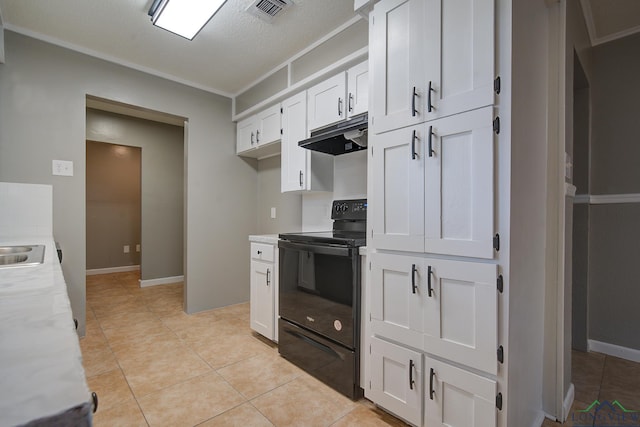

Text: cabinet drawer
xmin=251 ymin=243 xmax=274 ymax=262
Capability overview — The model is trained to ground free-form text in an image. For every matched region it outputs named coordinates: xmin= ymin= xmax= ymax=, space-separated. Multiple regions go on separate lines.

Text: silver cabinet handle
xmin=251 ymin=132 xmax=255 ymax=145
xmin=256 ymin=129 xmax=260 ymax=143
xmin=338 ymin=98 xmax=343 ymax=117
xmin=299 ymin=170 xmax=303 ymax=187
xmin=348 ymin=93 xmax=354 ymax=112
xmin=266 ymin=268 xmax=271 ymax=286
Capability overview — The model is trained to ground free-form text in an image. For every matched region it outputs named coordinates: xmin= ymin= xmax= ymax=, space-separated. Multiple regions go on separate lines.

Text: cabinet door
xmin=424 ymin=0 xmax=495 ymax=120
xmin=281 ymin=92 xmax=309 ymax=192
xmin=371 ymin=125 xmax=425 ymax=252
xmin=250 ymin=260 xmax=274 ymax=340
xmin=423 ymin=259 xmax=498 ymax=374
xmin=369 ymin=337 xmax=423 ymax=426
xmin=257 ymin=104 xmax=282 ymax=146
xmin=347 ymin=61 xmax=369 ymax=118
xmin=425 ymin=357 xmax=496 ymax=427
xmin=424 ymin=107 xmax=494 ymax=258
xmin=370 ymin=252 xmax=424 ymax=350
xmin=307 ymin=72 xmax=347 ymax=132
xmin=237 ymin=116 xmax=256 ymax=154
xmin=370 ymin=0 xmax=426 ymax=134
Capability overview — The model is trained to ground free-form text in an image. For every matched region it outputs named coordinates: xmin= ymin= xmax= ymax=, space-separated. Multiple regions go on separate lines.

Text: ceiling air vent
xmin=246 ymin=0 xmax=293 ymax=22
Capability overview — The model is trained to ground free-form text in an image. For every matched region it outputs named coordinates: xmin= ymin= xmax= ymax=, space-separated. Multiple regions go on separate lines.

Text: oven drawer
xmin=279 ymin=319 xmax=361 ymax=400
xmin=251 ymin=242 xmax=274 ymax=262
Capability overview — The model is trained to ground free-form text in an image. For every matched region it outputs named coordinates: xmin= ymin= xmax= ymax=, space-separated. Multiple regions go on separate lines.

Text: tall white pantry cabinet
xmin=364 ymin=0 xmax=510 ymax=426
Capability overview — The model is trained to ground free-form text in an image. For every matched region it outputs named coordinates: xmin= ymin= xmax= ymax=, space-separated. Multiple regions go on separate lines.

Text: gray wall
xmin=86 ymin=109 xmax=185 ymax=281
xmin=0 ymin=31 xmax=258 ymax=336
xmin=586 ymin=33 xmax=640 ymax=351
xmin=256 ymin=155 xmax=302 ymax=234
xmin=86 ymin=141 xmax=142 ymax=269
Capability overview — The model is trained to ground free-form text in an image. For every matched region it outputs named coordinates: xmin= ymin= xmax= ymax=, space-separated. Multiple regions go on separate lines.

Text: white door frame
xmin=543 ymin=0 xmax=574 ymax=422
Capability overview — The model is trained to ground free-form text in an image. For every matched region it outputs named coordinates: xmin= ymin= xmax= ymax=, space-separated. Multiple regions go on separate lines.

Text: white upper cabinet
xmin=256 ymin=104 xmax=282 ymax=146
xmin=424 ymin=357 xmax=496 ymax=427
xmin=236 ymin=104 xmax=282 ymax=158
xmin=307 ymin=61 xmax=369 ymax=132
xmin=424 ymin=106 xmax=495 ymax=259
xmin=281 ymin=91 xmax=334 ymax=193
xmin=237 ymin=116 xmax=257 ymax=154
xmin=370 ymin=0 xmax=495 ymax=134
xmin=308 ymin=72 xmax=347 ymax=132
xmin=372 ymin=107 xmax=495 ymax=259
xmin=370 ymin=0 xmax=426 ymax=134
xmin=371 ymin=124 xmax=425 ymax=253
xmin=423 ymin=0 xmax=495 ymax=121
xmin=347 ymin=61 xmax=369 ymax=118
xmin=281 ymin=92 xmax=309 ymax=192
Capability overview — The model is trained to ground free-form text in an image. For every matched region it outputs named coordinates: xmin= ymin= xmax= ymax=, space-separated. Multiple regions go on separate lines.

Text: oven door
xmin=278 ymin=239 xmax=359 ymax=348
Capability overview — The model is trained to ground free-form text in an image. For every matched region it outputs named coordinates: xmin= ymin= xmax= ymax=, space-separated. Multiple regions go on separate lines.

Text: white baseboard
xmin=86 ymin=265 xmax=140 ymax=275
xmin=533 ymin=412 xmax=547 ymax=427
xmin=139 ymin=275 xmax=184 ymax=287
xmin=588 ymin=339 xmax=640 ymax=363
xmin=562 ymin=383 xmax=575 ymax=422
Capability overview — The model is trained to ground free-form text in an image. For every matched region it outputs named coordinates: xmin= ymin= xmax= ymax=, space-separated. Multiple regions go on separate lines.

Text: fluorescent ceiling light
xmin=150 ymin=0 xmax=227 ymax=40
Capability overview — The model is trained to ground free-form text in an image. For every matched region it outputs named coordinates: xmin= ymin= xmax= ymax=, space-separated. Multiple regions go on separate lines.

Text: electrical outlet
xmin=52 ymin=160 xmax=74 ymax=176
xmin=136 ymin=244 xmax=140 ymax=252
xmin=271 ymin=207 xmax=276 ymax=219
xmin=123 ymin=245 xmax=130 ymax=253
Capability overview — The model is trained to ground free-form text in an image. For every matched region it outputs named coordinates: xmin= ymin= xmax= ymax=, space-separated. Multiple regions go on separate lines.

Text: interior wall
xmin=587 ymin=32 xmax=640 ymax=351
xmin=508 ymin=0 xmax=551 ymax=424
xmin=86 ymin=109 xmax=185 ymax=281
xmin=86 ymin=141 xmax=141 ymax=270
xmin=0 ymin=31 xmax=257 ymax=336
xmin=302 ymin=150 xmax=367 ymax=231
xmin=256 ymin=155 xmax=302 ymax=234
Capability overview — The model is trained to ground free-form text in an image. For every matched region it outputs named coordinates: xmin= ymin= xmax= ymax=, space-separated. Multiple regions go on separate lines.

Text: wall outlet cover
xmin=136 ymin=244 xmax=141 ymax=252
xmin=123 ymin=245 xmax=130 ymax=253
xmin=271 ymin=207 xmax=277 ymax=219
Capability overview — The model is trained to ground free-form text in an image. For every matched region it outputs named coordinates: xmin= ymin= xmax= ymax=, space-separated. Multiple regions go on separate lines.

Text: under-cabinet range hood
xmin=299 ymin=113 xmax=368 ymax=156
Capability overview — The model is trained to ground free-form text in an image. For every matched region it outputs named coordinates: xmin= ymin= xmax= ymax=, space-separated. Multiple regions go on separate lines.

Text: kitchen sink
xmin=0 ymin=246 xmax=33 ymax=255
xmin=0 ymin=245 xmax=45 ymax=268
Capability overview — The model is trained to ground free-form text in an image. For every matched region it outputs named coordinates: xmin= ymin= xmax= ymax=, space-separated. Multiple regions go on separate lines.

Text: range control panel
xmin=331 ymin=199 xmax=367 ymax=221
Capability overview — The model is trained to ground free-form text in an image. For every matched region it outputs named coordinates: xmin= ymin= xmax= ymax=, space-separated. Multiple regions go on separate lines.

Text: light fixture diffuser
xmin=150 ymin=0 xmax=227 ymax=40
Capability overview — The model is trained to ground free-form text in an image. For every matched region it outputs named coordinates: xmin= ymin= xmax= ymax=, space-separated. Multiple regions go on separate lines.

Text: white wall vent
xmin=246 ymin=0 xmax=293 ymax=22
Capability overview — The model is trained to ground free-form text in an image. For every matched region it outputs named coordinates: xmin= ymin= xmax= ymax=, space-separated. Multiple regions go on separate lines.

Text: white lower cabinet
xmin=249 ymin=241 xmax=278 ymax=341
xmin=425 ymin=357 xmax=496 ymax=427
xmin=367 ymin=252 xmax=498 ymax=426
xmin=369 ymin=337 xmax=423 ymax=427
xmin=371 ymin=252 xmax=498 ymax=374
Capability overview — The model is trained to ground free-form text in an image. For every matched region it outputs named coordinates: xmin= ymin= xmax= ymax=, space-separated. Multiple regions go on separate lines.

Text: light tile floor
xmin=81 ymin=272 xmax=407 ymax=427
xmin=542 ymin=350 xmax=640 ymax=426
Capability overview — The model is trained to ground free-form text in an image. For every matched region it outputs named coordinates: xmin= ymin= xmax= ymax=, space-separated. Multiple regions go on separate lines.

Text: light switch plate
xmin=52 ymin=160 xmax=74 ymax=176
xmin=270 ymin=207 xmax=277 ymax=219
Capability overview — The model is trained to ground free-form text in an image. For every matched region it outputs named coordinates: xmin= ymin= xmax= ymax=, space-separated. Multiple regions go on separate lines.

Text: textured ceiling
xmin=0 ymin=0 xmax=358 ymax=95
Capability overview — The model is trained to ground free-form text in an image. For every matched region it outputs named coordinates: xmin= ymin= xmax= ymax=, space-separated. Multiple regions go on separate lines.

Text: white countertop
xmin=0 ymin=236 xmax=91 ymax=427
xmin=248 ymin=234 xmax=279 ymax=245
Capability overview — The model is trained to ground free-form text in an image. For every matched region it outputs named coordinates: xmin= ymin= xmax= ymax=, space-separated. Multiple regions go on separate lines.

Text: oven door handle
xmin=278 ymin=240 xmax=354 ymax=257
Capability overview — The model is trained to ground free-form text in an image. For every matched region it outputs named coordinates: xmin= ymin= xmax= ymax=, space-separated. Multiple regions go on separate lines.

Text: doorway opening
xmin=85 ymin=95 xmax=187 ymax=306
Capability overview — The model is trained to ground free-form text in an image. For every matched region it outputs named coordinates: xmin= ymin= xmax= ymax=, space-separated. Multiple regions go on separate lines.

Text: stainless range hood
xmin=298 ymin=113 xmax=368 ymax=156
